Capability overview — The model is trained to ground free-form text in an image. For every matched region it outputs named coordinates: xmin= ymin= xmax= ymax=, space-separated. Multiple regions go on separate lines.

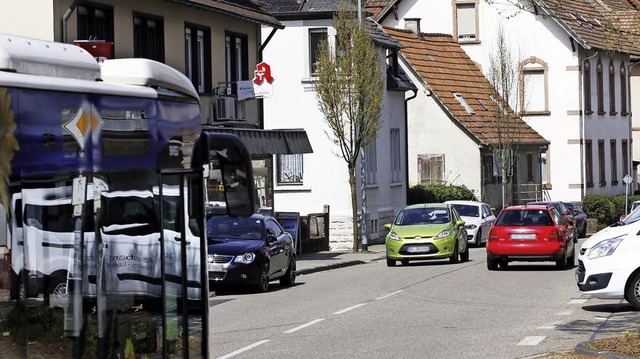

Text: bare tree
xmin=485 ymin=24 xmax=525 ymax=208
xmin=314 ymin=4 xmax=384 ymax=252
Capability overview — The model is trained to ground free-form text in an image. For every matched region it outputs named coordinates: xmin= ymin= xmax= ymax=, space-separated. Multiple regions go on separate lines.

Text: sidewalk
xmin=296 ymin=243 xmax=386 ymax=275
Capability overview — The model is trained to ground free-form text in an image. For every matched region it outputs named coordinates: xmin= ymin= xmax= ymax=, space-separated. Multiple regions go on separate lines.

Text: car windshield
xmin=395 ymin=207 xmax=450 ymax=225
xmin=451 ymin=204 xmax=479 ymax=217
xmin=496 ymin=209 xmax=553 ymax=226
xmin=623 ymin=204 xmax=640 ymax=224
xmin=206 ymin=216 xmax=264 ymax=240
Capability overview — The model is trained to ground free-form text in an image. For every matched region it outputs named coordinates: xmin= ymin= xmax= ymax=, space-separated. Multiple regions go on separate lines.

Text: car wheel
xmin=279 ymin=257 xmax=296 ymax=287
xmin=401 ymin=259 xmax=409 ymax=266
xmin=48 ymin=276 xmax=68 ymax=308
xmin=475 ymin=229 xmax=482 ymax=247
xmin=255 ymin=263 xmax=269 ymax=293
xmin=449 ymin=241 xmax=459 ymax=264
xmin=556 ymin=250 xmax=568 ymax=270
xmin=386 ymin=258 xmax=396 ymax=267
xmin=460 ymin=241 xmax=469 ymax=262
xmin=626 ymin=272 xmax=640 ymax=310
xmin=566 ymin=248 xmax=576 ymax=269
xmin=487 ymin=256 xmax=498 ymax=270
xmin=580 ymin=223 xmax=587 ymax=238
xmin=498 ymin=260 xmax=508 ymax=269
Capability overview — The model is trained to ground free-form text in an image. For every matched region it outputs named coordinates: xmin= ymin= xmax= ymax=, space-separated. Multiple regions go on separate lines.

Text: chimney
xmin=404 ymin=18 xmax=421 ymax=36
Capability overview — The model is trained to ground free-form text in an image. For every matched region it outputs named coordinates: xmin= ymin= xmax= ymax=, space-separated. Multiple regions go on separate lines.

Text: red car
xmin=486 ymin=205 xmax=576 ymax=270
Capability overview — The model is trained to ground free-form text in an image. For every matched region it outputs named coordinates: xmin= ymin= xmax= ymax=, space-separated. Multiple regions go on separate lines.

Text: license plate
xmin=406 ymin=246 xmax=431 ymax=253
xmin=510 ymin=233 xmax=536 ymax=240
xmin=208 ymin=263 xmax=225 ymax=272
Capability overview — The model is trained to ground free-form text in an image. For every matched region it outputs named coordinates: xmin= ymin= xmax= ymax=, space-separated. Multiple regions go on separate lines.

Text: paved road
xmin=208 ymin=239 xmax=640 ymax=359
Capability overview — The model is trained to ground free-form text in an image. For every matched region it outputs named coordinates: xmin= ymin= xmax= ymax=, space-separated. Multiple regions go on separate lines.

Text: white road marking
xmin=569 ymin=299 xmax=587 ymax=305
xmin=376 ymin=290 xmax=403 ymax=300
xmin=333 ymin=303 xmax=366 ymax=315
xmin=283 ymin=318 xmax=325 ymax=334
xmin=518 ymin=336 xmax=546 ymax=346
xmin=556 ymin=310 xmax=573 ymax=316
xmin=216 ymin=339 xmax=270 ymax=359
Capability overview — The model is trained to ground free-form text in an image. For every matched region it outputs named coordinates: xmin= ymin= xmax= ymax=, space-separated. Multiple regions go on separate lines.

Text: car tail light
xmin=489 ymin=232 xmax=498 ymax=241
xmin=549 ymin=229 xmax=559 ymax=241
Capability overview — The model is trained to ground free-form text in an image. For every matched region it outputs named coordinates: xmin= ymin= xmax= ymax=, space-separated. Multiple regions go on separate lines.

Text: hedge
xmin=407 ymin=184 xmax=477 ymax=205
xmin=582 ymin=194 xmax=640 ymax=228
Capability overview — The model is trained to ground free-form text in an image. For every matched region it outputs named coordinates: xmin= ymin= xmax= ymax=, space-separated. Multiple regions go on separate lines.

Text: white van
xmin=576 ymin=209 xmax=640 ymax=309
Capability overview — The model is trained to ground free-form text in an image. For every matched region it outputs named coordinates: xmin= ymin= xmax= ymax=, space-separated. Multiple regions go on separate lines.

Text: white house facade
xmin=261 ymin=1 xmax=414 ymax=249
xmin=368 ymin=0 xmax=639 ymax=202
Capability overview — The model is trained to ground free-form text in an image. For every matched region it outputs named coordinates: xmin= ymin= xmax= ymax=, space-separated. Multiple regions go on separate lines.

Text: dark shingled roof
xmin=383 ymin=26 xmax=547 ymax=146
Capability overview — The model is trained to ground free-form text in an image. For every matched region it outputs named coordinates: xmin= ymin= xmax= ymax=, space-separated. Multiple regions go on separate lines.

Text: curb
xmin=297 ymin=256 xmax=385 ymax=276
xmin=575 ymin=341 xmax=639 ymax=359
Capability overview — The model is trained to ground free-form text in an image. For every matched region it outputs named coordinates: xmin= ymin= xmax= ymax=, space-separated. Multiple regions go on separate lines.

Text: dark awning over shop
xmin=204 ymin=127 xmax=313 ymax=156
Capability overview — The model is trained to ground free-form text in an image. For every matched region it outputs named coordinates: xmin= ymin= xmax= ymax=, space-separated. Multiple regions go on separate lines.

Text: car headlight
xmin=588 ymin=236 xmax=624 ymax=259
xmin=436 ymin=228 xmax=453 ymax=239
xmin=387 ymin=231 xmax=401 ymax=241
xmin=207 ymin=254 xmax=215 ymax=263
xmin=234 ymin=252 xmax=256 ymax=264
xmin=465 ymin=224 xmax=477 ymax=230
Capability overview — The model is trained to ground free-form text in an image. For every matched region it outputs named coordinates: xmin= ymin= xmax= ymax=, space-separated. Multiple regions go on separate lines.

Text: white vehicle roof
xmin=445 ymin=200 xmax=486 ymax=206
xmin=0 ymin=33 xmax=198 ymax=102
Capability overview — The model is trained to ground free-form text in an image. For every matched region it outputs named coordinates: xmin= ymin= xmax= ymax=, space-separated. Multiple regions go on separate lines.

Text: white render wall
xmin=378 ymin=0 xmax=631 ymax=201
xmin=0 ymin=1 xmax=55 ymax=41
xmin=261 ymin=19 xmax=407 ymax=249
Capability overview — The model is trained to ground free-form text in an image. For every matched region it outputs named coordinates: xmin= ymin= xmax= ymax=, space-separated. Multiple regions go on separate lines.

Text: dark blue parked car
xmin=206 ymin=214 xmax=296 ymax=292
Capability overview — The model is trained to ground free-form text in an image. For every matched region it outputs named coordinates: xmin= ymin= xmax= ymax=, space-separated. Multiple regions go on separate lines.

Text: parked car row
xmin=385 ymin=200 xmax=586 ymax=270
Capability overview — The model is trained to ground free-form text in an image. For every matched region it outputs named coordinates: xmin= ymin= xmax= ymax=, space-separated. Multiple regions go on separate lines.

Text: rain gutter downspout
xmin=627 ymin=60 xmax=640 ymax=193
xmin=580 ymin=50 xmax=599 ymax=198
xmin=62 ymin=0 xmax=80 ymax=43
xmin=404 ymin=89 xmax=418 ymax=203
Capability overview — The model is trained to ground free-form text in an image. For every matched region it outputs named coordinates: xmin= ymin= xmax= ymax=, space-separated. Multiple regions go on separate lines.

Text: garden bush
xmin=408 ymin=184 xmax=477 ymax=205
xmin=582 ymin=194 xmax=617 ymax=227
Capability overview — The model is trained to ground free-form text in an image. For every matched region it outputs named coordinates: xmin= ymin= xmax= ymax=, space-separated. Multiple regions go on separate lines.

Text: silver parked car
xmin=445 ymin=200 xmax=496 ymax=246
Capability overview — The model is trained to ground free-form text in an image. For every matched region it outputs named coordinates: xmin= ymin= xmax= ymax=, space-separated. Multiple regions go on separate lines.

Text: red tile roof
xmin=533 ymin=0 xmax=640 ymax=55
xmin=382 ymin=26 xmax=547 ymax=146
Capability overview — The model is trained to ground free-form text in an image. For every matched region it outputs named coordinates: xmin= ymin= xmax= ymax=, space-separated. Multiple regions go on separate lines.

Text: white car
xmin=576 ymin=210 xmax=640 ymax=309
xmin=445 ymin=200 xmax=495 ymax=246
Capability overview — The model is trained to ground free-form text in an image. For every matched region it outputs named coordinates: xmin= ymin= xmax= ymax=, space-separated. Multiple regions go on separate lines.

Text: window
xmin=133 ymin=13 xmax=164 ymax=62
xmin=185 ymin=25 xmax=211 ymax=94
xmin=520 ymin=57 xmax=549 ymax=114
xmin=309 ymin=28 xmax=328 ymax=75
xmin=598 ymin=139 xmax=605 ymax=185
xmin=610 ymin=140 xmax=618 ymax=184
xmin=418 ymin=154 xmax=444 ymax=184
xmin=622 ymin=139 xmax=629 ymax=176
xmin=77 ymin=4 xmax=113 ymax=41
xmin=483 ymin=154 xmax=495 ymax=184
xmin=621 ymin=63 xmax=628 ymax=115
xmin=526 ymin=153 xmax=534 ymax=182
xmin=365 ymin=141 xmax=377 ymax=185
xmin=453 ymin=93 xmax=475 ymax=114
xmin=609 ymin=60 xmax=616 ymax=115
xmin=583 ymin=60 xmax=592 ymax=114
xmin=390 ymin=129 xmax=401 ymax=183
xmin=540 ymin=151 xmax=548 ymax=184
xmin=225 ymin=33 xmax=248 ymax=83
xmin=596 ymin=59 xmax=604 ymax=115
xmin=454 ymin=0 xmax=479 ymax=42
xmin=277 ymin=154 xmax=303 ymax=185
xmin=585 ymin=140 xmax=593 ymax=186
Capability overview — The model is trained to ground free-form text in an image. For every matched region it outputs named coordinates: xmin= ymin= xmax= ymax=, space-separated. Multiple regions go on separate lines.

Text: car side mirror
xmin=456 ymin=220 xmax=465 ymax=227
xmin=383 ymin=223 xmax=391 ymax=230
xmin=267 ymin=235 xmax=278 ymax=243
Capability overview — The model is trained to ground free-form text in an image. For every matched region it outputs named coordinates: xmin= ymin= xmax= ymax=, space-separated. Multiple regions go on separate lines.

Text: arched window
xmin=621 ymin=63 xmax=628 ymax=115
xmin=583 ymin=59 xmax=592 ymax=114
xmin=596 ymin=58 xmax=604 ymax=115
xmin=609 ymin=59 xmax=616 ymax=115
xmin=519 ymin=57 xmax=549 ymax=115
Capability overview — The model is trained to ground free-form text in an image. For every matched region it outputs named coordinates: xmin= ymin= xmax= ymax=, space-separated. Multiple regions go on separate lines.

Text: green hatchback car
xmin=385 ymin=203 xmax=469 ymax=266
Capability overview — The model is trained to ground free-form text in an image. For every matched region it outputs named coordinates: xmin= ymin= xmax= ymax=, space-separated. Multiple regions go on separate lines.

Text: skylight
xmin=477 ymin=98 xmax=489 ymax=110
xmin=453 ymin=93 xmax=475 ymax=115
